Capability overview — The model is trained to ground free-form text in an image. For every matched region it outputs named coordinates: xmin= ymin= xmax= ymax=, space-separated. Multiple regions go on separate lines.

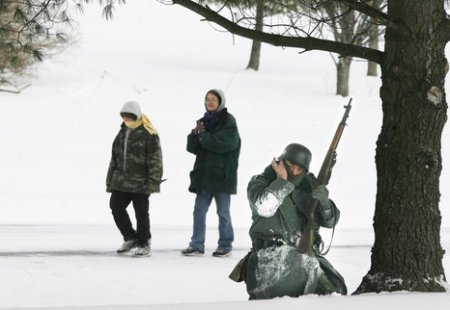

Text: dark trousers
xmin=109 ymin=190 xmax=151 ymax=245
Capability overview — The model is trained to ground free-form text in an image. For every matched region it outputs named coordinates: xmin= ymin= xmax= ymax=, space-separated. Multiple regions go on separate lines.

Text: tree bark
xmin=355 ymin=0 xmax=448 ymax=293
xmin=336 ymin=56 xmax=352 ymax=97
xmin=246 ymin=0 xmax=263 ymax=71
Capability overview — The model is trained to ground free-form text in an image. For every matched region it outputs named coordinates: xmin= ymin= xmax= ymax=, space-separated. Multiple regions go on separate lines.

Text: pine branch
xmin=172 ymin=0 xmax=384 ymax=63
xmin=17 ymin=0 xmax=52 ymax=36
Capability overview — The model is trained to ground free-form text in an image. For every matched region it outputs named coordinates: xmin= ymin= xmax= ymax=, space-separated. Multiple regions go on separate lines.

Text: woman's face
xmin=122 ymin=115 xmax=135 ymax=122
xmin=205 ymin=93 xmax=220 ymax=112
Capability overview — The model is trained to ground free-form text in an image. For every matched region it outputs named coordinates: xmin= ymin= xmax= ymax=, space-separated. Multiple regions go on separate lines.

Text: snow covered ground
xmin=1 ymin=0 xmax=450 ymax=309
xmin=0 ymin=225 xmax=448 ymax=309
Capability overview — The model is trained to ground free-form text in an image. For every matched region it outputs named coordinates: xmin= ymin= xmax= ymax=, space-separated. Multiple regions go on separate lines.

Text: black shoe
xmin=181 ymin=246 xmax=204 ymax=256
xmin=212 ymin=249 xmax=232 ymax=258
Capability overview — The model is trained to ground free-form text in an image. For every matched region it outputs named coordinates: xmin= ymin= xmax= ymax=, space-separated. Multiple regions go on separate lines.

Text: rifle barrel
xmin=298 ymin=98 xmax=353 ymax=256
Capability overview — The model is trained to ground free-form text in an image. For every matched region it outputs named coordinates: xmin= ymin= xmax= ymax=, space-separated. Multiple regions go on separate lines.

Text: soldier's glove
xmin=311 ymin=185 xmax=331 ymax=209
xmin=312 ymin=185 xmax=334 ymax=221
xmin=192 ymin=120 xmax=206 ymax=135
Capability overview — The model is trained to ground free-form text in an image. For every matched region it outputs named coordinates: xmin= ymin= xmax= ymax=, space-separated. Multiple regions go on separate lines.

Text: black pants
xmin=110 ymin=191 xmax=151 ymax=245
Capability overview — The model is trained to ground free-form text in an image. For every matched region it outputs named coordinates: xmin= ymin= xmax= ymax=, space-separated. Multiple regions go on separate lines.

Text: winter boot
xmin=212 ymin=248 xmax=232 ymax=258
xmin=181 ymin=246 xmax=204 ymax=256
xmin=132 ymin=244 xmax=151 ymax=257
xmin=117 ymin=240 xmax=138 ymax=253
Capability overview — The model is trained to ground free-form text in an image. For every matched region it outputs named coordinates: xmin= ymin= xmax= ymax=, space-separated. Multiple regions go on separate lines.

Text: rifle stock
xmin=297 ymin=98 xmax=352 ymax=256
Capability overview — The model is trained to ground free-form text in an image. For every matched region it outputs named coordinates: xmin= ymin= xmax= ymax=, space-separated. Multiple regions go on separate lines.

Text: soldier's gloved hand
xmin=312 ymin=185 xmax=331 ymax=209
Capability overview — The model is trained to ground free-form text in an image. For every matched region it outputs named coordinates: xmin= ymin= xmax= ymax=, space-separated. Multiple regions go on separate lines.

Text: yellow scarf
xmin=124 ymin=114 xmax=158 ymax=136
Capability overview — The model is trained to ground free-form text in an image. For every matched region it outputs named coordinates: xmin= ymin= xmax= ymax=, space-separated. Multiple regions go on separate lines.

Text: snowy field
xmin=0 ymin=225 xmax=449 ymax=309
xmin=1 ymin=0 xmax=450 ymax=309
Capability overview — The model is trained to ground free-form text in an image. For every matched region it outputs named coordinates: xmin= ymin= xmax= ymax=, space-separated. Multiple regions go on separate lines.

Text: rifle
xmin=297 ymin=98 xmax=352 ymax=256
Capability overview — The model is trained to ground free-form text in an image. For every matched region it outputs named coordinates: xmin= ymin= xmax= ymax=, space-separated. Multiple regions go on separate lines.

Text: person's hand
xmin=271 ymin=158 xmax=288 ymax=180
xmin=197 ymin=121 xmax=206 ymax=134
xmin=192 ymin=120 xmax=206 ymax=135
xmin=312 ymin=185 xmax=330 ymax=208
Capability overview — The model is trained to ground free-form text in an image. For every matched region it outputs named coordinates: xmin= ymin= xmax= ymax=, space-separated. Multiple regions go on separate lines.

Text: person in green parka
xmin=242 ymin=143 xmax=347 ymax=299
xmin=181 ymin=89 xmax=241 ymax=258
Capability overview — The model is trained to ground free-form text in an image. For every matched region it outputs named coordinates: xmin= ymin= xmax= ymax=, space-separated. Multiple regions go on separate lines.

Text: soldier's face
xmin=205 ymin=94 xmax=220 ymax=112
xmin=285 ymin=160 xmax=304 ymax=176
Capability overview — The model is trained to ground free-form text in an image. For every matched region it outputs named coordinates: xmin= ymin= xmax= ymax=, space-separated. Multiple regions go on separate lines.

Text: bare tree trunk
xmin=336 ymin=56 xmax=352 ymax=97
xmin=246 ymin=0 xmax=263 ymax=71
xmin=355 ymin=0 xmax=447 ymax=293
xmin=366 ymin=0 xmax=379 ymax=76
xmin=367 ymin=24 xmax=378 ymax=76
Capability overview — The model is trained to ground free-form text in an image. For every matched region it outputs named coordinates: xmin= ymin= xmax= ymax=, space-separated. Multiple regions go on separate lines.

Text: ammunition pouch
xmin=251 ymin=233 xmax=286 ymax=251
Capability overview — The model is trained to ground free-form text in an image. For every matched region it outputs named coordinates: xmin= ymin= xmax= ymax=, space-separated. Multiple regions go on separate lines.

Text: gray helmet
xmin=279 ymin=143 xmax=312 ymax=171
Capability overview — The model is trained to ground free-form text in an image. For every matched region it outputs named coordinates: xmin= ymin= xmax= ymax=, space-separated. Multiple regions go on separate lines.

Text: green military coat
xmin=187 ymin=108 xmax=241 ymax=194
xmin=244 ymin=165 xmax=347 ymax=299
xmin=106 ymin=123 xmax=163 ymax=195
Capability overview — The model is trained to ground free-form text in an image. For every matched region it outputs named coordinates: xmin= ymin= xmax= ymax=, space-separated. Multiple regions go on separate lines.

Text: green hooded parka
xmin=187 ymin=108 xmax=240 ymax=194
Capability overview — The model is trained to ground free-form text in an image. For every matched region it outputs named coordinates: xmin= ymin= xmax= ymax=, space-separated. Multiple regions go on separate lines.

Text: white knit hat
xmin=205 ymin=89 xmax=226 ymax=112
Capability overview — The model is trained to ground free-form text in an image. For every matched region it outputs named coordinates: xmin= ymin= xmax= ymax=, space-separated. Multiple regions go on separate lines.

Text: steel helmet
xmin=279 ymin=143 xmax=312 ymax=171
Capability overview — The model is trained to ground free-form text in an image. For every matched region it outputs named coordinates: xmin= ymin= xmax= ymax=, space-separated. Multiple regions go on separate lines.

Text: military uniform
xmin=242 ymin=165 xmax=347 ymax=299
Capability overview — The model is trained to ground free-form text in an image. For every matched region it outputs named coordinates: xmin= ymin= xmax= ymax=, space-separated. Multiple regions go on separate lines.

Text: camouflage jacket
xmin=106 ymin=123 xmax=163 ymax=194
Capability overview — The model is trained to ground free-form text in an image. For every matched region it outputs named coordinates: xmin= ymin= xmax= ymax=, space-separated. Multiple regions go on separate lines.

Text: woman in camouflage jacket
xmin=106 ymin=101 xmax=163 ymax=257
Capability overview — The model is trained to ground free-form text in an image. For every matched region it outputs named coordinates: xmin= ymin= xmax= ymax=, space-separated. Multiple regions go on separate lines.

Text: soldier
xmin=237 ymin=143 xmax=347 ymax=298
xmin=106 ymin=101 xmax=163 ymax=257
xmin=181 ymin=89 xmax=241 ymax=257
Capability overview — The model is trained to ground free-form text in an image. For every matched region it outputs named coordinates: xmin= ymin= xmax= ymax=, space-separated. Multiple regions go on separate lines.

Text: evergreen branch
xmin=172 ymin=0 xmax=384 ymax=63
xmin=17 ymin=0 xmax=52 ymax=36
